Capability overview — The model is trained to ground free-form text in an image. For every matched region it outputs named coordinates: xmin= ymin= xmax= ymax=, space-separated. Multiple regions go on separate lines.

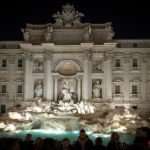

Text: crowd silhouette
xmin=0 ymin=128 xmax=150 ymax=150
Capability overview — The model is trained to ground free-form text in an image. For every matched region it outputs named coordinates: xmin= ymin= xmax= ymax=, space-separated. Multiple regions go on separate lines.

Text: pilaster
xmin=123 ymin=54 xmax=130 ymax=101
xmin=141 ymin=55 xmax=147 ymax=101
xmin=8 ymin=55 xmax=16 ymax=101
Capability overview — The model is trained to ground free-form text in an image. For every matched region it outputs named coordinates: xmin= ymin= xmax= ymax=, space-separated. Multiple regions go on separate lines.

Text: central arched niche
xmin=55 ymin=60 xmax=81 ymax=76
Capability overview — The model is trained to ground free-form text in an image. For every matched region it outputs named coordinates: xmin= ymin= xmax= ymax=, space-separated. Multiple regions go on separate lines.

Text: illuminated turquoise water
xmin=0 ymin=130 xmax=134 ymax=145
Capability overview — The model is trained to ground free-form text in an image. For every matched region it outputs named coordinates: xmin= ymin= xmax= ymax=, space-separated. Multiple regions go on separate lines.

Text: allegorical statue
xmin=34 ymin=80 xmax=43 ymax=98
xmin=53 ymin=11 xmax=63 ymax=27
xmin=73 ymin=10 xmax=84 ymax=26
xmin=21 ymin=28 xmax=30 ymax=42
xmin=92 ymin=80 xmax=102 ymax=98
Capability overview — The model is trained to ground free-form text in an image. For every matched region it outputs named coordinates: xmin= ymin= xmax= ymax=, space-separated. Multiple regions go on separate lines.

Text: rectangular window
xmin=132 ymin=85 xmax=138 ymax=94
xmin=17 ymin=85 xmax=23 ymax=93
xmin=115 ymin=85 xmax=121 ymax=94
xmin=0 ymin=104 xmax=6 ymax=113
xmin=133 ymin=59 xmax=138 ymax=68
xmin=115 ymin=59 xmax=121 ymax=67
xmin=1 ymin=85 xmax=7 ymax=93
xmin=2 ymin=59 xmax=7 ymax=68
xmin=18 ymin=59 xmax=23 ymax=68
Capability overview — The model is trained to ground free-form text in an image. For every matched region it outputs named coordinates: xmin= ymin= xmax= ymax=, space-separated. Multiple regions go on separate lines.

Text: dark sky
xmin=0 ymin=0 xmax=149 ymax=40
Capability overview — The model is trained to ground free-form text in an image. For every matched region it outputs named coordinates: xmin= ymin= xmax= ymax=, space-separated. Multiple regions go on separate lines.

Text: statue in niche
xmin=57 ymin=79 xmax=77 ymax=103
xmin=34 ymin=80 xmax=43 ymax=98
xmin=21 ymin=28 xmax=30 ymax=42
xmin=33 ymin=60 xmax=44 ymax=73
xmin=92 ymin=79 xmax=102 ymax=99
xmin=45 ymin=26 xmax=53 ymax=42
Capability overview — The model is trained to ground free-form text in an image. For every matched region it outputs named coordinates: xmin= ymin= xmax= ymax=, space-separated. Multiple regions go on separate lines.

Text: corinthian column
xmin=83 ymin=50 xmax=92 ymax=101
xmin=77 ymin=76 xmax=81 ymax=102
xmin=24 ymin=52 xmax=33 ymax=100
xmin=44 ymin=51 xmax=53 ymax=101
xmin=54 ymin=76 xmax=58 ymax=102
xmin=103 ymin=52 xmax=112 ymax=100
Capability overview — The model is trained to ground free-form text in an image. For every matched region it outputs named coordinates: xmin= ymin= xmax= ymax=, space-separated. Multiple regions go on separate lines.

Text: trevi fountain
xmin=0 ymin=4 xmax=150 ymax=141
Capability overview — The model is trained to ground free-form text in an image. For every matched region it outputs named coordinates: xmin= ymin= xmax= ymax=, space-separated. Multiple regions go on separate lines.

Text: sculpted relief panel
xmin=92 ymin=61 xmax=104 ymax=73
xmin=33 ymin=59 xmax=44 ymax=73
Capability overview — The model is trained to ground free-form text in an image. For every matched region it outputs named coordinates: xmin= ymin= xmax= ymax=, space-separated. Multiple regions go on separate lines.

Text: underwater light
xmin=92 ymin=133 xmax=111 ymax=138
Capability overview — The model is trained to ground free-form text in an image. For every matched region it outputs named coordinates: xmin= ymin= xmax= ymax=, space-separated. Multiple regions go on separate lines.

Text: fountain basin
xmin=0 ymin=129 xmax=135 ymax=145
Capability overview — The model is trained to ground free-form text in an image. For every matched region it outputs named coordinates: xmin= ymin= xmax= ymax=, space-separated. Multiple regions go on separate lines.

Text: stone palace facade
xmin=0 ymin=4 xmax=150 ymax=112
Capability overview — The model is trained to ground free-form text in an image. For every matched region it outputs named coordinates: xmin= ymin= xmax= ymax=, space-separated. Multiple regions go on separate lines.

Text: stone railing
xmin=16 ymin=93 xmax=24 ymax=97
xmin=112 ymin=67 xmax=123 ymax=72
xmin=0 ymin=93 xmax=9 ymax=97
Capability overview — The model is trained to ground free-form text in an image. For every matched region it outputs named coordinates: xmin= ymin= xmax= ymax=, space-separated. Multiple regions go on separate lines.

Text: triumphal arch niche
xmin=20 ymin=4 xmax=114 ymax=103
xmin=54 ymin=60 xmax=82 ymax=103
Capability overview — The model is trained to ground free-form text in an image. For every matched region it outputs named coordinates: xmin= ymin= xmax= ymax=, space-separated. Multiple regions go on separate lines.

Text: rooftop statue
xmin=21 ymin=28 xmax=30 ymax=42
xmin=52 ymin=4 xmax=84 ymax=27
xmin=83 ymin=24 xmax=93 ymax=42
xmin=45 ymin=26 xmax=53 ymax=42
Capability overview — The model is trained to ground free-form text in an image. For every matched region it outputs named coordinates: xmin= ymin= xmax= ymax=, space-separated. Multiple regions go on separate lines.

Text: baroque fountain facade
xmin=0 ymin=4 xmax=150 ymax=133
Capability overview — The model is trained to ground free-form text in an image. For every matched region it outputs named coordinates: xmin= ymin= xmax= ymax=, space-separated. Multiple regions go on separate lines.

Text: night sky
xmin=0 ymin=0 xmax=149 ymax=41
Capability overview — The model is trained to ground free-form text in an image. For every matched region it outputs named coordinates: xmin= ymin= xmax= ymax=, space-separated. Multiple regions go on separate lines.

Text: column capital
xmin=54 ymin=75 xmax=59 ymax=80
xmin=77 ymin=75 xmax=82 ymax=80
xmin=142 ymin=54 xmax=149 ymax=63
xmin=8 ymin=55 xmax=16 ymax=64
xmin=104 ymin=51 xmax=112 ymax=61
xmin=44 ymin=50 xmax=53 ymax=60
xmin=83 ymin=49 xmax=92 ymax=60
xmin=23 ymin=51 xmax=32 ymax=61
